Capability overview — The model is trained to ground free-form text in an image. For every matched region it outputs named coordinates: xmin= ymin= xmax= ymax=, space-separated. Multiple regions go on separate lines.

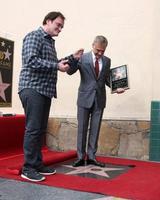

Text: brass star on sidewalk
xmin=62 ymin=164 xmax=124 ymax=178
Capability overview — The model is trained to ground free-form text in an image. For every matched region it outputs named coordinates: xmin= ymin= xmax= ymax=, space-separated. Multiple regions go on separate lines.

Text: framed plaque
xmin=110 ymin=64 xmax=129 ymax=93
xmin=0 ymin=37 xmax=14 ymax=107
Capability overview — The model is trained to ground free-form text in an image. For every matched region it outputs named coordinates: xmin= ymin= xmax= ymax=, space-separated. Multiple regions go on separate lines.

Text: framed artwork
xmin=0 ymin=37 xmax=14 ymax=107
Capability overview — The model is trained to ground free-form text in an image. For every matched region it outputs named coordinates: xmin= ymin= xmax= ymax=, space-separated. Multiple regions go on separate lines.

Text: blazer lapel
xmin=88 ymin=52 xmax=97 ymax=79
xmin=98 ymin=56 xmax=107 ymax=79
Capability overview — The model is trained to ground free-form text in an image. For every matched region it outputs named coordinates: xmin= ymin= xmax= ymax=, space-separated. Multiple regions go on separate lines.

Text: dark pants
xmin=19 ymin=89 xmax=51 ymax=172
xmin=77 ymin=97 xmax=104 ymax=160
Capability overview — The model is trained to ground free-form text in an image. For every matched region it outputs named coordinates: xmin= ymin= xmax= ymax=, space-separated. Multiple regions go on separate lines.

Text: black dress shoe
xmin=72 ymin=159 xmax=85 ymax=167
xmin=87 ymin=159 xmax=105 ymax=167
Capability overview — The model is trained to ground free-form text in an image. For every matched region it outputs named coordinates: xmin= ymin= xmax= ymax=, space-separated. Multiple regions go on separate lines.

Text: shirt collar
xmin=91 ymin=51 xmax=102 ymax=62
xmin=91 ymin=51 xmax=97 ymax=61
xmin=38 ymin=27 xmax=54 ymax=40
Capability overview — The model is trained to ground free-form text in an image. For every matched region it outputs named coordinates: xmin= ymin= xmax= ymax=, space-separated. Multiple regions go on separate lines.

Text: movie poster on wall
xmin=0 ymin=37 xmax=14 ymax=107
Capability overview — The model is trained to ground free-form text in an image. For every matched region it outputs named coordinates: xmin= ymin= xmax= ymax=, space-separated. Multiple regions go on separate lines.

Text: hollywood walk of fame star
xmin=62 ymin=164 xmax=124 ymax=178
xmin=0 ymin=71 xmax=10 ymax=101
xmin=4 ymin=49 xmax=12 ymax=61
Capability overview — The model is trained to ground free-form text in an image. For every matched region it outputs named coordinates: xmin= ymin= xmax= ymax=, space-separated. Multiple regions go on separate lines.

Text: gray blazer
xmin=67 ymin=52 xmax=111 ymax=109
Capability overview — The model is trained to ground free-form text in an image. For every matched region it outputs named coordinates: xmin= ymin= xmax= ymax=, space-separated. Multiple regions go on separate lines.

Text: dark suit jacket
xmin=67 ymin=52 xmax=111 ymax=109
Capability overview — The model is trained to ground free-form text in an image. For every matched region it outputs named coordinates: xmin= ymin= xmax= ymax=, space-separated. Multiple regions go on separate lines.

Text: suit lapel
xmin=87 ymin=53 xmax=107 ymax=80
xmin=88 ymin=52 xmax=97 ymax=79
xmin=98 ymin=56 xmax=107 ymax=79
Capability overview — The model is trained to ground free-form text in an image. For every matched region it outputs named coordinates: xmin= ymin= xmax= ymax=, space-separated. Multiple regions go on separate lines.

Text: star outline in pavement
xmin=62 ymin=164 xmax=125 ymax=178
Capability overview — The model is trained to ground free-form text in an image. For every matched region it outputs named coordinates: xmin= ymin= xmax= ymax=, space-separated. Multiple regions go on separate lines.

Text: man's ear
xmin=46 ymin=19 xmax=52 ymax=24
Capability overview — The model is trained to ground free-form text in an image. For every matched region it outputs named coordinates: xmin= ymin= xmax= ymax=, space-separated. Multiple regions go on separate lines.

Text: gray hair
xmin=93 ymin=35 xmax=108 ymax=47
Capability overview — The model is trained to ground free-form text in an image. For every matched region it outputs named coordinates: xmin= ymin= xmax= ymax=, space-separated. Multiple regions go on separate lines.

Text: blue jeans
xmin=19 ymin=89 xmax=51 ymax=171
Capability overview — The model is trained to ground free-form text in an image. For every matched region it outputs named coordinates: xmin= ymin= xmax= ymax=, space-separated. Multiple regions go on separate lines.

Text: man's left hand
xmin=73 ymin=49 xmax=84 ymax=60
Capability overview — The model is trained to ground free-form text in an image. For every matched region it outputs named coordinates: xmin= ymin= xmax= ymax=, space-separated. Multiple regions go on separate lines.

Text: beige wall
xmin=0 ymin=0 xmax=159 ymax=120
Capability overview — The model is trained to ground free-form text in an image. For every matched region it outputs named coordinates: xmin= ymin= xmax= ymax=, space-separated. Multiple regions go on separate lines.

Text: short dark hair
xmin=43 ymin=11 xmax=65 ymax=25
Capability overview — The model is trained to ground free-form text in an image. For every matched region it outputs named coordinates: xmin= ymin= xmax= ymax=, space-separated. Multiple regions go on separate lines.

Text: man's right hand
xmin=58 ymin=60 xmax=70 ymax=72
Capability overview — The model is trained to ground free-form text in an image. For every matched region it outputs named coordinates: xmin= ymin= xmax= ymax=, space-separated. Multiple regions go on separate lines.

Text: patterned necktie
xmin=95 ymin=58 xmax=99 ymax=78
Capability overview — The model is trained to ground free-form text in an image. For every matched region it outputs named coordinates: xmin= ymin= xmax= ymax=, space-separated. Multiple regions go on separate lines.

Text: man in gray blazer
xmin=67 ymin=35 xmax=124 ymax=167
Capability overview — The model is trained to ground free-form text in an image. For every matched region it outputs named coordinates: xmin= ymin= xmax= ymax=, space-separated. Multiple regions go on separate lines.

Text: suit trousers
xmin=77 ymin=97 xmax=103 ymax=160
xmin=19 ymin=88 xmax=51 ymax=172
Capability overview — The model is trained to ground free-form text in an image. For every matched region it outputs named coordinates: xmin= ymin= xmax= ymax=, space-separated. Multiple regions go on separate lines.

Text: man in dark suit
xmin=67 ymin=35 xmax=124 ymax=167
